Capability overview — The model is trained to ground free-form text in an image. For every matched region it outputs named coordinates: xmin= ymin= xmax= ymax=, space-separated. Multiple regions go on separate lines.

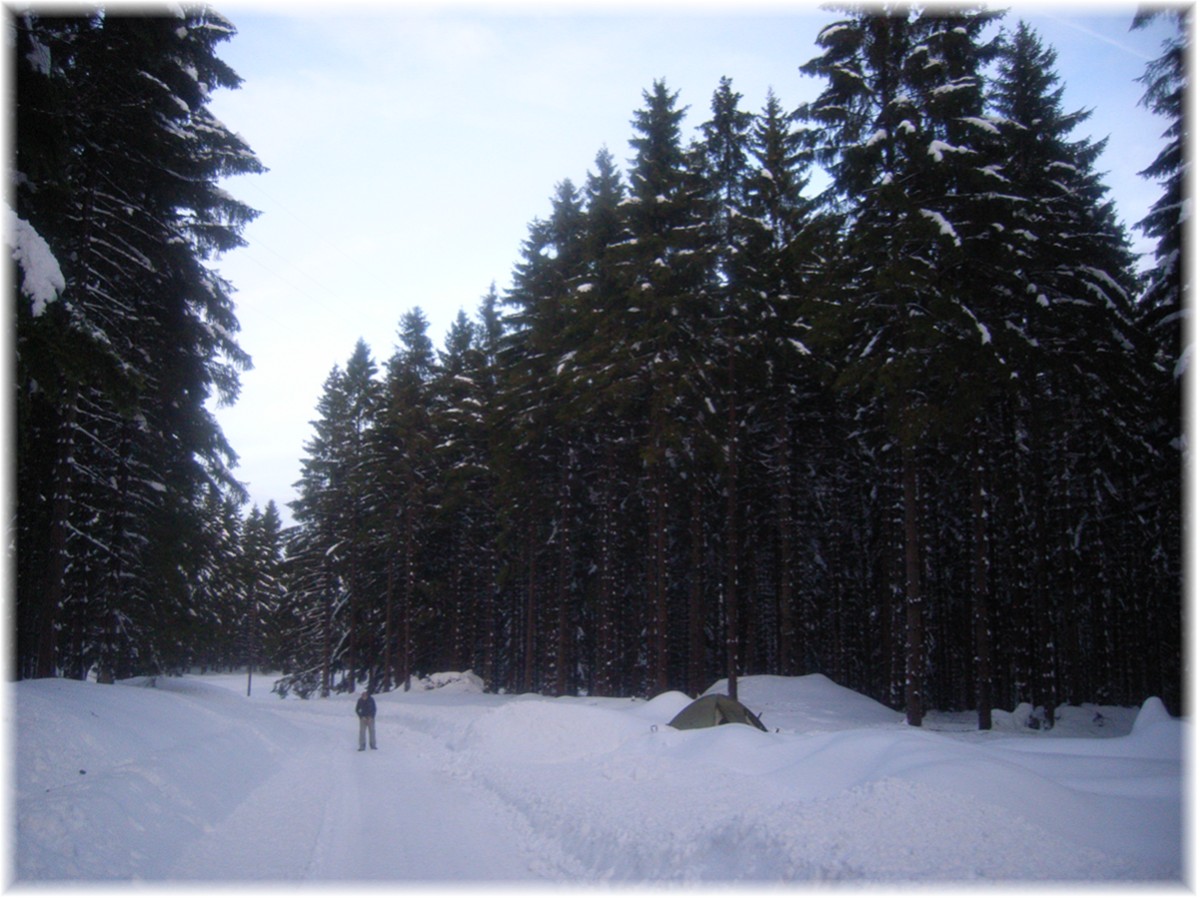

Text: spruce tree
xmin=1134 ymin=7 xmax=1188 ymax=392
xmin=13 ymin=9 xmax=261 ymax=679
xmin=574 ymin=148 xmax=634 ymax=696
xmin=801 ymin=4 xmax=1003 ymax=725
xmin=1129 ymin=7 xmax=1187 ymax=715
xmin=284 ymin=342 xmax=380 ymax=696
xmin=497 ymin=180 xmax=590 ymax=693
xmin=696 ymin=77 xmax=755 ymax=699
xmin=621 ymin=80 xmax=717 ymax=695
xmin=989 ymin=20 xmax=1145 ymax=724
xmin=378 ymin=312 xmax=436 ymax=690
xmin=239 ymin=502 xmax=285 ymax=693
xmin=738 ymin=88 xmax=833 ymax=681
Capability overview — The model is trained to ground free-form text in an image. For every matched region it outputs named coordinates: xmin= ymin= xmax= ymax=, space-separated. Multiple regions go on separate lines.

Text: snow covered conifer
xmin=622 ymin=80 xmax=716 ymax=695
xmin=800 ymin=4 xmax=1003 ymax=726
xmin=13 ymin=9 xmax=261 ymax=679
xmin=1134 ymin=7 xmax=1188 ymax=394
xmin=284 ymin=341 xmax=381 ymax=696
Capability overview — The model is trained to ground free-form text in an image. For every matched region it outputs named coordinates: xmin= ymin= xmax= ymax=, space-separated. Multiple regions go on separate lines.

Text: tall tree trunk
xmin=96 ymin=421 xmax=133 ymax=684
xmin=725 ymin=348 xmax=740 ymax=701
xmin=383 ymin=514 xmax=398 ymax=691
xmin=903 ymin=442 xmax=923 ymax=727
xmin=37 ymin=394 xmax=78 ymax=678
xmin=972 ymin=430 xmax=993 ymax=730
xmin=775 ymin=413 xmax=795 ymax=675
xmin=320 ymin=558 xmax=332 ymax=698
xmin=347 ymin=549 xmax=358 ymax=695
xmin=595 ymin=440 xmax=616 ymax=697
xmin=651 ymin=460 xmax=668 ymax=696
xmin=483 ymin=488 xmax=499 ymax=691
xmin=688 ymin=479 xmax=705 ymax=696
xmin=403 ymin=499 xmax=415 ymax=692
xmin=1030 ymin=426 xmax=1054 ymax=727
xmin=523 ymin=518 xmax=537 ymax=693
xmin=554 ymin=454 xmax=572 ymax=696
xmin=245 ymin=586 xmax=257 ymax=697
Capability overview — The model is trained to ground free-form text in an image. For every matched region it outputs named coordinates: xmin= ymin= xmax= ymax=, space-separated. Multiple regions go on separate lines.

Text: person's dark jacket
xmin=356 ymin=695 xmax=376 ymax=718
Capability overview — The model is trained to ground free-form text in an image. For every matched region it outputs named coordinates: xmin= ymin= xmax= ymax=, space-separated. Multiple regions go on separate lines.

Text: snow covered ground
xmin=10 ymin=671 xmax=1187 ymax=887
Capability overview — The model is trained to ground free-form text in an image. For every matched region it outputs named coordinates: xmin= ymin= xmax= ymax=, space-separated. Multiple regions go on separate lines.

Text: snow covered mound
xmin=416 ymin=670 xmax=486 ymax=692
xmin=704 ymin=673 xmax=902 ymax=732
xmin=12 ymin=673 xmax=1185 ymax=884
xmin=14 ymin=678 xmax=304 ymax=879
xmin=1135 ymin=696 xmax=1172 ymax=731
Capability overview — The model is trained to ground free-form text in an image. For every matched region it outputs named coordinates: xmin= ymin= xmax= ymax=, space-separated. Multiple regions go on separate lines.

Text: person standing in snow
xmin=356 ymin=689 xmax=377 ymax=751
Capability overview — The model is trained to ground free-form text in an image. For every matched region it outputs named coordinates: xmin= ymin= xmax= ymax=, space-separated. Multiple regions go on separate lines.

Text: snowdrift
xmin=11 ymin=672 xmax=1185 ymax=884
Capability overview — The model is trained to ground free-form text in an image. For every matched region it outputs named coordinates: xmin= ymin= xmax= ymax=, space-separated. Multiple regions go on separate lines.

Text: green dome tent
xmin=667 ymin=694 xmax=768 ymax=732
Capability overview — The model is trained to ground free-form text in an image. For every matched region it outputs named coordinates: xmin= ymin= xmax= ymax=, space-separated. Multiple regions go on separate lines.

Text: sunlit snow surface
xmin=12 ymin=672 xmax=1184 ymax=884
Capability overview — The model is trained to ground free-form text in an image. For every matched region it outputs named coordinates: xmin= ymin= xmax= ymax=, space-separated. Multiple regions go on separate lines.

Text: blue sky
xmin=206 ymin=2 xmax=1181 ymax=521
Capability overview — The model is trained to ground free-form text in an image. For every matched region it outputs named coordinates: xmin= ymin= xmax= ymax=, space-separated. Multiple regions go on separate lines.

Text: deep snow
xmin=9 ymin=671 xmax=1187 ymax=886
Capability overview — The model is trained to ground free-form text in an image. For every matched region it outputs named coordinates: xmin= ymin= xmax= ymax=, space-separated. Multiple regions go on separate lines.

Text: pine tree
xmin=696 ymin=77 xmax=755 ymax=700
xmin=621 ymin=80 xmax=718 ymax=695
xmin=378 ymin=311 xmax=436 ymax=690
xmin=989 ymin=20 xmax=1145 ymax=724
xmin=13 ymin=9 xmax=261 ymax=679
xmin=283 ymin=341 xmax=380 ymax=696
xmin=1134 ymin=7 xmax=1188 ymax=393
xmin=573 ymin=148 xmax=634 ymax=697
xmin=429 ymin=310 xmax=494 ymax=679
xmin=497 ymin=180 xmax=590 ymax=693
xmin=1128 ymin=7 xmax=1187 ymax=714
xmin=239 ymin=502 xmax=285 ymax=694
xmin=737 ymin=88 xmax=834 ymax=682
xmin=801 ymin=4 xmax=1003 ymax=725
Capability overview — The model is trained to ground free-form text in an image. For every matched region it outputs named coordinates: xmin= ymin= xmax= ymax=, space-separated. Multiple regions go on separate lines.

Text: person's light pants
xmin=359 ymin=716 xmax=376 ymax=750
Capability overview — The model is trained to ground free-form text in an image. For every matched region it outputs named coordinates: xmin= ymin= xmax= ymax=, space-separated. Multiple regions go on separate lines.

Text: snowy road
xmin=13 ymin=673 xmax=1186 ymax=885
xmin=165 ymin=698 xmax=561 ymax=881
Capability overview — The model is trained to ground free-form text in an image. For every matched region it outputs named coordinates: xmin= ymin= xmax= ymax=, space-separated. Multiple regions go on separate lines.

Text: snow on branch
xmin=958 ymin=301 xmax=992 ymax=345
xmin=960 ymin=116 xmax=1001 ymax=135
xmin=927 ymin=140 xmax=973 ymax=162
xmin=918 ymin=208 xmax=962 ymax=246
xmin=6 ymin=204 xmax=65 ymax=316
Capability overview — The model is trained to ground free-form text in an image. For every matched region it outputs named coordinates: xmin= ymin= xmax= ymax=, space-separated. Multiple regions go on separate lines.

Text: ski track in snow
xmin=167 ymin=704 xmax=567 ymax=881
xmin=12 ymin=673 xmax=1186 ymax=886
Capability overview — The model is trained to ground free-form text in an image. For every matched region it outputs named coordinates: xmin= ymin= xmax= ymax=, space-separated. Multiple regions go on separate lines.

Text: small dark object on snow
xmin=668 ymin=694 xmax=768 ymax=732
xmin=79 ymin=770 xmax=86 ymax=775
xmin=1024 ymin=706 xmax=1050 ymax=731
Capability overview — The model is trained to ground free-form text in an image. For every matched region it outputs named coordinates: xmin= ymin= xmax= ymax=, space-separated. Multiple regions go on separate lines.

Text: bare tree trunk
xmin=903 ymin=442 xmax=923 ymax=727
xmin=972 ymin=431 xmax=993 ymax=730
xmin=688 ymin=480 xmax=705 ymax=696
xmin=347 ymin=551 xmax=358 ymax=695
xmin=776 ymin=413 xmax=795 ymax=675
xmin=320 ymin=564 xmax=332 ymax=699
xmin=403 ymin=500 xmax=415 ymax=692
xmin=595 ymin=441 xmax=616 ymax=697
xmin=651 ymin=462 xmax=668 ymax=696
xmin=523 ymin=519 xmax=537 ymax=693
xmin=37 ymin=394 xmax=77 ymax=678
xmin=383 ymin=515 xmax=398 ymax=691
xmin=554 ymin=455 xmax=572 ymax=696
xmin=725 ymin=347 xmax=740 ymax=702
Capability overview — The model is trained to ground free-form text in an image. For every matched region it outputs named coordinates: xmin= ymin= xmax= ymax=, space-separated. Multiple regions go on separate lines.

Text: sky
xmin=203 ymin=1 xmax=1183 ymax=524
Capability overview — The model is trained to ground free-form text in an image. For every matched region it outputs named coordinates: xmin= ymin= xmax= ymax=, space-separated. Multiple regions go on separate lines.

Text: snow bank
xmin=415 ymin=670 xmax=486 ymax=692
xmin=1135 ymin=696 xmax=1172 ymax=731
xmin=12 ymin=673 xmax=1185 ymax=885
xmin=704 ymin=673 xmax=900 ymax=732
xmin=14 ymin=678 xmax=306 ymax=879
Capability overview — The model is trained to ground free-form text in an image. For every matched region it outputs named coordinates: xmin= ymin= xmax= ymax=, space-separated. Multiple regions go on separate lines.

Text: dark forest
xmin=13 ymin=6 xmax=1186 ymax=728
